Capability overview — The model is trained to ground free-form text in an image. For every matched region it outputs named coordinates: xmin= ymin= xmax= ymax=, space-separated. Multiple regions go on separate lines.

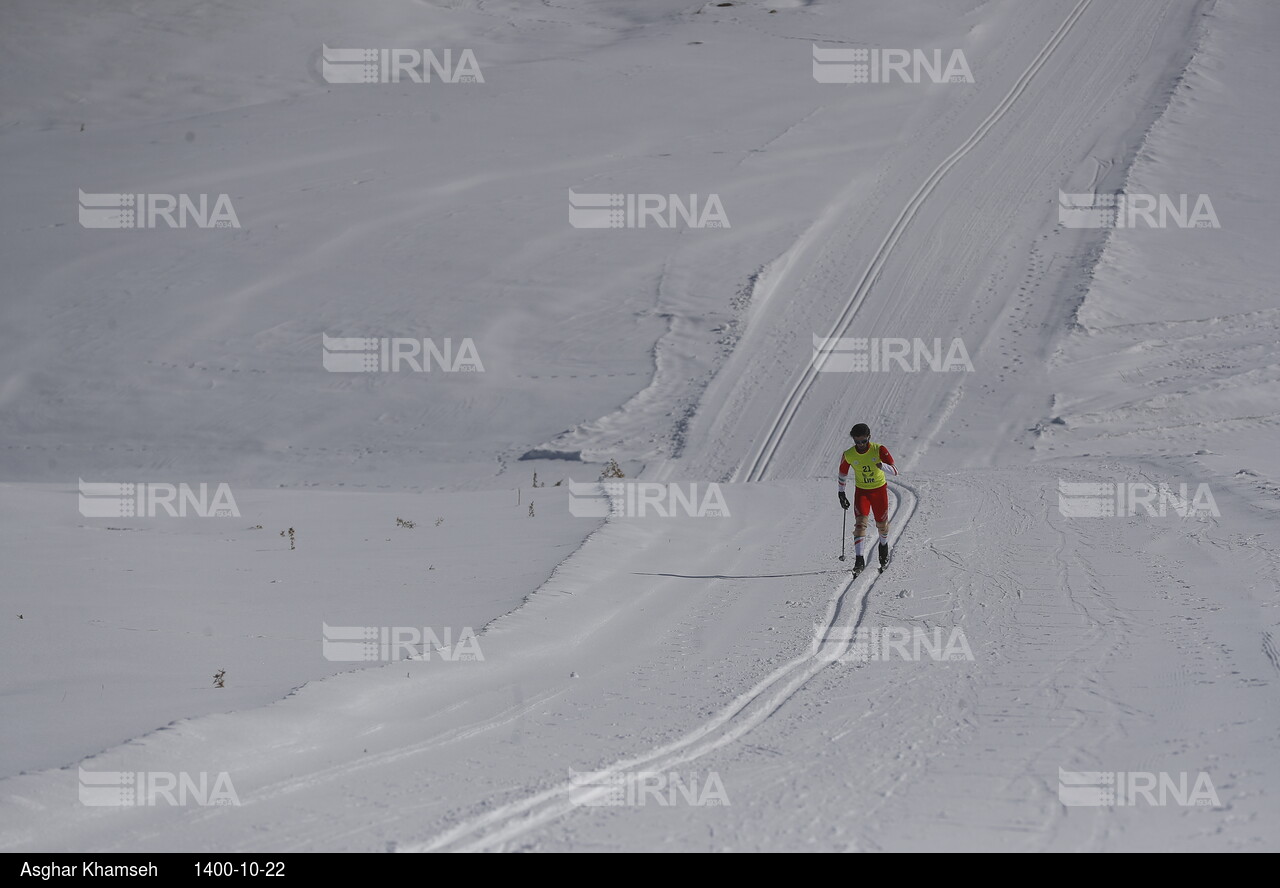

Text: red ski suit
xmin=838 ymin=444 xmax=896 ymax=522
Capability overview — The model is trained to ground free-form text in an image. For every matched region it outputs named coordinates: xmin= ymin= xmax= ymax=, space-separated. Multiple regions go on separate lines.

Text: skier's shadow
xmin=631 ymin=570 xmax=842 ymax=580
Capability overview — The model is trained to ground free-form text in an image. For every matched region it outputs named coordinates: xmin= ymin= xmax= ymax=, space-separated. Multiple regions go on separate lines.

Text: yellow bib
xmin=843 ymin=443 xmax=886 ymax=489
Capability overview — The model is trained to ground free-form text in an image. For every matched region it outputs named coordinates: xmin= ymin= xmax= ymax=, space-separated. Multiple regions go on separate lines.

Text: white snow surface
xmin=1 ymin=0 xmax=1278 ymax=852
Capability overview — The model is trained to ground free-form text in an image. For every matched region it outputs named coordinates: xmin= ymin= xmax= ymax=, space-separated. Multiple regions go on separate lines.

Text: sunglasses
xmin=852 ymin=437 xmax=870 ymax=445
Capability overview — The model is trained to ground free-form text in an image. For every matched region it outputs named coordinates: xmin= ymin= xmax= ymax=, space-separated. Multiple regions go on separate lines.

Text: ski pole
xmin=838 ymin=507 xmax=847 ymax=561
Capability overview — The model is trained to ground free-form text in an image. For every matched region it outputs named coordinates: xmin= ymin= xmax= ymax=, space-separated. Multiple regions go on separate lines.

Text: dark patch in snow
xmin=518 ymin=449 xmax=583 ymax=462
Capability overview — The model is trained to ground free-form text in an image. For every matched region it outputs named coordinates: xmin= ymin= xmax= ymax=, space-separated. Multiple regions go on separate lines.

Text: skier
xmin=837 ymin=422 xmax=898 ymax=574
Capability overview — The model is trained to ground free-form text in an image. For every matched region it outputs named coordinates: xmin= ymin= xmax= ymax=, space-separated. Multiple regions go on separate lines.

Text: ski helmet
xmin=850 ymin=423 xmax=871 ymax=439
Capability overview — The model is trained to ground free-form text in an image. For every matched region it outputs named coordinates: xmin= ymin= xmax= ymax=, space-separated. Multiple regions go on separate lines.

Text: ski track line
xmin=738 ymin=0 xmax=1094 ymax=484
xmin=413 ymin=0 xmax=1095 ymax=852
xmin=407 ymin=482 xmax=918 ymax=853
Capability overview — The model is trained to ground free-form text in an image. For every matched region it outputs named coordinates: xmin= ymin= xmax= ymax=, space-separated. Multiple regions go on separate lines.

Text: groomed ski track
xmin=737 ymin=0 xmax=1092 ymax=484
xmin=413 ymin=484 xmax=917 ymax=852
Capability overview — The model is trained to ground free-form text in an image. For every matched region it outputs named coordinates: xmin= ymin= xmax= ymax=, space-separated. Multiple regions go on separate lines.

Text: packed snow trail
xmin=411 ymin=485 xmax=916 ymax=852
xmin=738 ymin=0 xmax=1093 ymax=483
xmin=481 ymin=468 xmax=1278 ymax=852
xmin=668 ymin=0 xmax=1207 ymax=485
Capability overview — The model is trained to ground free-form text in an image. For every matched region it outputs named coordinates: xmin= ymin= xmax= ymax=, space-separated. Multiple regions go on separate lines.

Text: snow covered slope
xmin=0 ymin=484 xmax=594 ymax=777
xmin=1 ymin=0 xmax=1277 ymax=852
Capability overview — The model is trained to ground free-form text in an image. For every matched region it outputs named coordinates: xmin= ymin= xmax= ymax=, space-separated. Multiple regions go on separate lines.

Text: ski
xmin=850 ymin=555 xmax=866 ymax=578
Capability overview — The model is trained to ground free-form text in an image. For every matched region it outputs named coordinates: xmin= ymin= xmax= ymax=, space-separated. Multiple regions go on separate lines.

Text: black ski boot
xmin=852 ymin=554 xmax=866 ymax=575
xmin=878 ymin=541 xmax=891 ymax=571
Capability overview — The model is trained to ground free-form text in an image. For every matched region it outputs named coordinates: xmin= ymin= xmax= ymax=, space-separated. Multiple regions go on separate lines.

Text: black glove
xmin=838 ymin=491 xmax=849 ymax=510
